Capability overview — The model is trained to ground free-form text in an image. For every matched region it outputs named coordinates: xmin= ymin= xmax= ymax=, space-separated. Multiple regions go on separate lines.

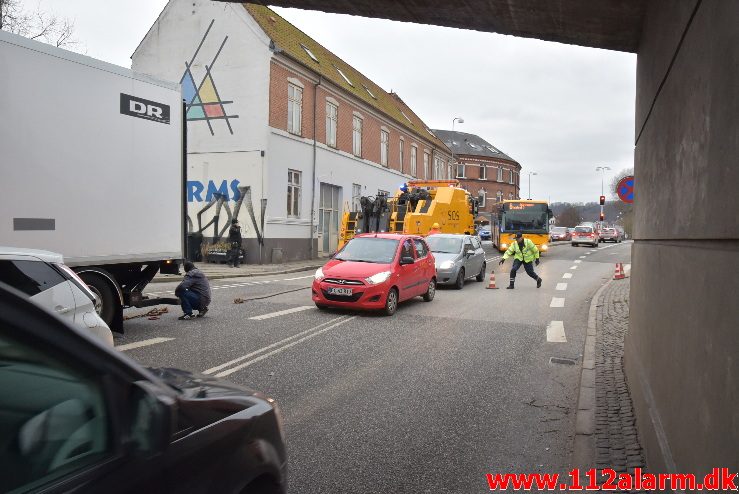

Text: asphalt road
xmin=118 ymin=240 xmax=632 ymax=493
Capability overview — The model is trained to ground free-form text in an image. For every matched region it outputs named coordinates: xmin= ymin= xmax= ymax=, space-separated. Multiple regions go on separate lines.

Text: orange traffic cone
xmin=487 ymin=271 xmax=499 ymax=289
xmin=614 ymin=263 xmax=625 ymax=280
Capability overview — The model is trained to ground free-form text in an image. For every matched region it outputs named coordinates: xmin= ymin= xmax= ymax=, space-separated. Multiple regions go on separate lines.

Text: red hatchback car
xmin=312 ymin=234 xmax=436 ymax=315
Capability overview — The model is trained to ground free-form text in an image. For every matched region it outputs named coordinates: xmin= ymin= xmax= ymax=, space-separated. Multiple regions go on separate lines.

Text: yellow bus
xmin=491 ymin=200 xmax=553 ymax=253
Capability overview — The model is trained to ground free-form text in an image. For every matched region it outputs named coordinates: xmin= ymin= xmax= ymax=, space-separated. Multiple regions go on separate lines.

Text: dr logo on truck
xmin=120 ymin=93 xmax=171 ymax=124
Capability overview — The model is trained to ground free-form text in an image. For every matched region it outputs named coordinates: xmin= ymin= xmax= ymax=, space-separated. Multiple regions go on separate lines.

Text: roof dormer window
xmin=362 ymin=84 xmax=377 ymax=99
xmin=300 ymin=43 xmax=319 ymax=63
xmin=334 ymin=65 xmax=354 ymax=87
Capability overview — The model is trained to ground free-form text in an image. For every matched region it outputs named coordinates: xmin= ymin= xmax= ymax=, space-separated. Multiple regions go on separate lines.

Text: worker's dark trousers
xmin=510 ymin=259 xmax=539 ymax=286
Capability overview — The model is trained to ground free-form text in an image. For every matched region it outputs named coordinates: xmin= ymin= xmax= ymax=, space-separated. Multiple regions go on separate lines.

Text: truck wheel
xmin=79 ymin=272 xmax=116 ymax=327
xmin=455 ymin=269 xmax=465 ymax=290
xmin=476 ymin=262 xmax=486 ymax=282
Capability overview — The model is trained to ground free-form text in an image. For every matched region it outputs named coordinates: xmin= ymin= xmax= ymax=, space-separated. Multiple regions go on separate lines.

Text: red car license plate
xmin=327 ymin=287 xmax=353 ymax=296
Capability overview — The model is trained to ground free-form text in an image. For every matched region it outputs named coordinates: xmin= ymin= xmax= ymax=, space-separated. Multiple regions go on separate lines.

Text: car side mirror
xmin=399 ymin=256 xmax=415 ymax=265
xmin=127 ymin=380 xmax=176 ymax=457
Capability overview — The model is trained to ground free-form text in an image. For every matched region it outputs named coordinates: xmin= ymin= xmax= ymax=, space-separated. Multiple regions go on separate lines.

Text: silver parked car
xmin=426 ymin=234 xmax=486 ymax=289
xmin=0 ymin=247 xmax=114 ymax=346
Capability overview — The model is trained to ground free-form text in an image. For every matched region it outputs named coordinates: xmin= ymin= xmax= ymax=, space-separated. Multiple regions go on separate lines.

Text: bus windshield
xmin=501 ymin=202 xmax=549 ymax=233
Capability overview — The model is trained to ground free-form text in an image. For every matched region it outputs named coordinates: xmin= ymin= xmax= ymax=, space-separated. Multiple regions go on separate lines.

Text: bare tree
xmin=1 ymin=0 xmax=77 ymax=48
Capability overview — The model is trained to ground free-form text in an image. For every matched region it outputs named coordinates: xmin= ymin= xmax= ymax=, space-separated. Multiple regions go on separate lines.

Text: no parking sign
xmin=617 ymin=176 xmax=634 ymax=204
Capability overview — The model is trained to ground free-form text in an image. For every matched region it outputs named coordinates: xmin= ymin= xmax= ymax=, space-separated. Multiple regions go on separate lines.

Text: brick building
xmin=133 ymin=1 xmax=451 ymax=262
xmin=432 ymin=130 xmax=521 ymax=213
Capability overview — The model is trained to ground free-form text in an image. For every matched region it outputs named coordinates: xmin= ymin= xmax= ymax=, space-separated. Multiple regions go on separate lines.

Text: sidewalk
xmin=573 ymin=276 xmax=648 ymax=488
xmin=152 ymin=258 xmax=324 ymax=283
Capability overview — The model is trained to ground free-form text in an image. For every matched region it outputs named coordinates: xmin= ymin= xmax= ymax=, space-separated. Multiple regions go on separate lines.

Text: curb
xmin=571 ymin=276 xmax=614 ymax=472
xmin=150 ymin=263 xmax=323 ymax=284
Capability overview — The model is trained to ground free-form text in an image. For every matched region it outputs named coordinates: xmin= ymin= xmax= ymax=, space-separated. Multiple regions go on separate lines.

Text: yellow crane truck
xmin=338 ymin=180 xmax=478 ymax=249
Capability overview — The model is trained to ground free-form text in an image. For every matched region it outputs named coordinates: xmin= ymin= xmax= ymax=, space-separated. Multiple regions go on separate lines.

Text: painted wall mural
xmin=181 ymin=19 xmax=239 ymax=135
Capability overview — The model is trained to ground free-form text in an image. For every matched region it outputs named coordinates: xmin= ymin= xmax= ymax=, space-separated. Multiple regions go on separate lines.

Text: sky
xmin=18 ymin=0 xmax=636 ymax=203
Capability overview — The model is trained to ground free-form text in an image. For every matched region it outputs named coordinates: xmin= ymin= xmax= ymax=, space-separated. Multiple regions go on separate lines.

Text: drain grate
xmin=549 ymin=356 xmax=577 ymax=366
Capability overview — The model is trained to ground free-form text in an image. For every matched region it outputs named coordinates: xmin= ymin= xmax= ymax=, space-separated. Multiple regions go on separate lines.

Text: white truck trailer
xmin=0 ymin=30 xmax=185 ymax=331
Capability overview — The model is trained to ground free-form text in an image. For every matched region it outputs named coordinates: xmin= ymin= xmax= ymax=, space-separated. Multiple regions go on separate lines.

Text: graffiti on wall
xmin=181 ymin=19 xmax=239 ymax=135
xmin=187 ymin=180 xmax=265 ymax=247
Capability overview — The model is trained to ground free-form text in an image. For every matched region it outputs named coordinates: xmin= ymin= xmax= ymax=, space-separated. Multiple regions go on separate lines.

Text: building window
xmin=399 ymin=139 xmax=404 ymax=174
xmin=480 ymin=164 xmax=487 ymax=180
xmin=497 ymin=190 xmax=503 ymax=202
xmin=326 ymin=102 xmax=337 ymax=148
xmin=509 ymin=169 xmax=514 ymax=184
xmin=448 ymin=164 xmax=452 ymax=180
xmin=497 ymin=166 xmax=503 ymax=182
xmin=352 ymin=183 xmax=362 ymax=211
xmin=300 ymin=43 xmax=319 ymax=63
xmin=423 ymin=152 xmax=430 ymax=179
xmin=509 ymin=192 xmax=514 ymax=200
xmin=352 ymin=115 xmax=362 ymax=157
xmin=334 ymin=65 xmax=354 ymax=87
xmin=380 ymin=130 xmax=389 ymax=167
xmin=457 ymin=162 xmax=465 ymax=178
xmin=363 ymin=84 xmax=377 ymax=99
xmin=479 ymin=188 xmax=486 ymax=208
xmin=378 ymin=189 xmax=390 ymax=197
xmin=287 ymin=83 xmax=302 ymax=135
xmin=410 ymin=145 xmax=417 ymax=177
xmin=287 ymin=169 xmax=301 ymax=217
xmin=433 ymin=157 xmax=445 ymax=179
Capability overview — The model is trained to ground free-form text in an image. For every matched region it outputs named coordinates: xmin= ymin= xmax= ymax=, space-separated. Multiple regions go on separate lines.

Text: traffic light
xmin=599 ymin=212 xmax=605 ymax=221
xmin=599 ymin=195 xmax=605 ymax=205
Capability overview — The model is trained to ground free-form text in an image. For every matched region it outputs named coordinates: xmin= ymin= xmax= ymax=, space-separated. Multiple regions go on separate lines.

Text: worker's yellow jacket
xmin=503 ymin=238 xmax=540 ymax=263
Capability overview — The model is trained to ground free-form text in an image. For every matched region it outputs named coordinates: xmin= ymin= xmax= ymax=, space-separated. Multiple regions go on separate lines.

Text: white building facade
xmin=133 ymin=0 xmax=451 ymax=262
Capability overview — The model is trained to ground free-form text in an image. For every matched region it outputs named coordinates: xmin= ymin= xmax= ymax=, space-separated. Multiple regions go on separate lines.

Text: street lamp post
xmin=527 ymin=171 xmax=537 ymax=200
xmin=450 ymin=117 xmax=464 ymax=177
xmin=595 ymin=166 xmax=611 ymax=222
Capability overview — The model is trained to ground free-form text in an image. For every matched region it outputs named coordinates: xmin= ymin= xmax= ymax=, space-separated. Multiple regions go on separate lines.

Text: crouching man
xmin=175 ymin=261 xmax=212 ymax=320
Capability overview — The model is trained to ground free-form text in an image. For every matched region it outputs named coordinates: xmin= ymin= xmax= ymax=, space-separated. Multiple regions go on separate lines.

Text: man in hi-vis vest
xmin=499 ymin=232 xmax=542 ymax=289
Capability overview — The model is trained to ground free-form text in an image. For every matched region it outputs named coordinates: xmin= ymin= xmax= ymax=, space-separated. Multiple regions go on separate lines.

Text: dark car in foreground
xmin=0 ymin=283 xmax=287 ymax=494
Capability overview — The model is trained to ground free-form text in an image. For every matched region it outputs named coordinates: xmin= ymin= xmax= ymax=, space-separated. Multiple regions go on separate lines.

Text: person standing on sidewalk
xmin=498 ymin=232 xmax=542 ymax=289
xmin=228 ymin=219 xmax=242 ymax=268
xmin=175 ymin=261 xmax=212 ymax=320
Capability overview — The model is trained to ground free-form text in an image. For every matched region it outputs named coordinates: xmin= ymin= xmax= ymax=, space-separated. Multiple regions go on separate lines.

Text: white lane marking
xmin=485 ymin=256 xmax=501 ymax=262
xmin=579 ymin=255 xmax=587 ymax=258
xmin=214 ymin=316 xmax=358 ymax=378
xmin=556 ymin=283 xmax=568 ymax=291
xmin=546 ymin=321 xmax=567 ymax=342
xmin=550 ymin=297 xmax=565 ymax=308
xmin=574 ymin=260 xmax=582 ymax=264
xmin=117 ymin=337 xmax=174 ymax=351
xmin=250 ymin=306 xmax=314 ymax=320
xmin=204 ymin=316 xmax=349 ymax=375
xmin=282 ymin=275 xmax=315 ymax=281
xmin=589 ymin=250 xmax=596 ymax=253
xmin=562 ymin=272 xmax=573 ymax=279
xmin=570 ymin=265 xmax=578 ymax=270
xmin=204 ymin=316 xmax=347 ymax=374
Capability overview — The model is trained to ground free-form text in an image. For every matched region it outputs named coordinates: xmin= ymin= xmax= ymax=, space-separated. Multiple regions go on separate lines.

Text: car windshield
xmin=426 ymin=236 xmax=462 ymax=254
xmin=551 ymin=227 xmax=567 ymax=233
xmin=334 ymin=237 xmax=399 ymax=263
xmin=575 ymin=226 xmax=592 ymax=233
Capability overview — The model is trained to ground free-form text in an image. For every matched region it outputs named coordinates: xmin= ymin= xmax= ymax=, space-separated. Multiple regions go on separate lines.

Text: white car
xmin=0 ymin=247 xmax=114 ymax=346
